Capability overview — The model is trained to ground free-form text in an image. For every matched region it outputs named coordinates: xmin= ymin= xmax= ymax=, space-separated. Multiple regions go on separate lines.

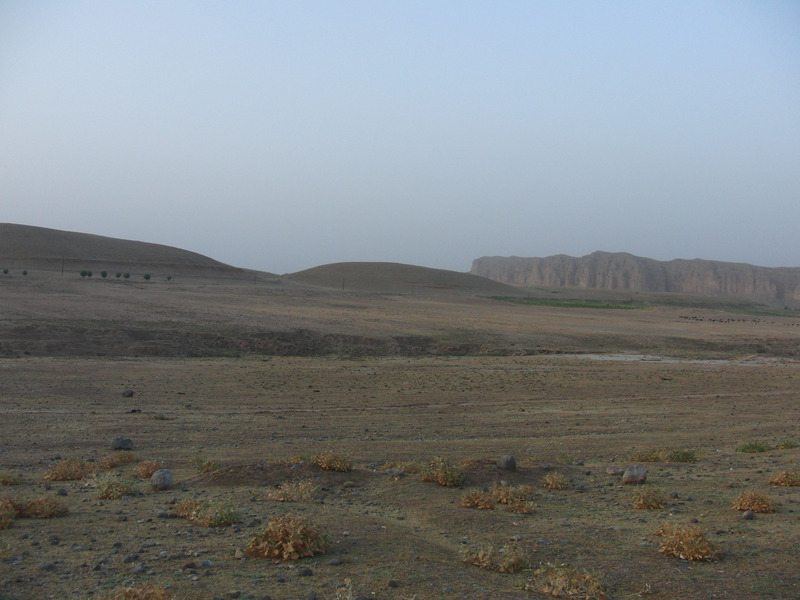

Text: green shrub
xmin=736 ymin=441 xmax=772 ymax=453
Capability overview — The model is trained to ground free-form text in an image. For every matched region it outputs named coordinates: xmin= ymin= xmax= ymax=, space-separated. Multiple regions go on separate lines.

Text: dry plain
xmin=1 ymin=270 xmax=799 ymax=600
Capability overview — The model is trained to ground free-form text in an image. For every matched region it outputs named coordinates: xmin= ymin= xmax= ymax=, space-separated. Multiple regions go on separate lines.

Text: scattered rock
xmin=388 ymin=579 xmax=400 ymax=588
xmin=110 ymin=436 xmax=133 ymax=450
xmin=150 ymin=469 xmax=174 ymax=491
xmin=234 ymin=549 xmax=246 ymax=560
xmin=606 ymin=466 xmax=624 ymax=476
xmin=496 ymin=455 xmax=516 ymax=471
xmin=622 ymin=464 xmax=647 ymax=485
xmin=122 ymin=389 xmax=134 ymax=398
xmin=742 ymin=510 xmax=756 ymax=520
xmin=39 ymin=562 xmax=56 ymax=571
xmin=297 ymin=566 xmax=313 ymax=577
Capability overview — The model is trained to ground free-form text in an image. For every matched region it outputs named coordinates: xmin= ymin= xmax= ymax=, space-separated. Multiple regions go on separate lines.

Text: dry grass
xmin=310 ymin=450 xmax=353 ymax=472
xmin=732 ymin=491 xmax=776 ymax=513
xmin=630 ymin=448 xmax=698 ymax=463
xmin=98 ymin=452 xmax=139 ymax=469
xmin=244 ymin=513 xmax=327 ymax=560
xmin=21 ymin=496 xmax=69 ymax=518
xmin=491 ymin=482 xmax=534 ymax=504
xmin=193 ymin=457 xmax=220 ymax=474
xmin=174 ymin=499 xmax=239 ymax=527
xmin=0 ymin=498 xmax=18 ymax=530
xmin=542 ymin=472 xmax=568 ymax=490
xmin=95 ymin=474 xmax=138 ymax=500
xmin=655 ymin=523 xmax=717 ymax=561
xmin=461 ymin=490 xmax=495 ymax=510
xmin=265 ymin=478 xmax=317 ymax=502
xmin=524 ymin=563 xmax=607 ymax=599
xmin=0 ymin=496 xmax=24 ymax=519
xmin=420 ymin=457 xmax=465 ymax=487
xmin=462 ymin=542 xmax=531 ymax=573
xmin=133 ymin=460 xmax=163 ymax=479
xmin=381 ymin=460 xmax=424 ymax=474
xmin=103 ymin=582 xmax=174 ymax=600
xmin=0 ymin=471 xmax=22 ymax=486
xmin=632 ymin=488 xmax=666 ymax=510
xmin=462 ymin=483 xmax=535 ymax=513
xmin=768 ymin=470 xmax=800 ymax=486
xmin=43 ymin=457 xmax=95 ymax=481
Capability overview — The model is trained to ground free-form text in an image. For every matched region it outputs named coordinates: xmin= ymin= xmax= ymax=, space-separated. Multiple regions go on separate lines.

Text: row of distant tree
xmin=1 ymin=268 xmax=171 ymax=281
xmin=80 ymin=270 xmax=171 ymax=281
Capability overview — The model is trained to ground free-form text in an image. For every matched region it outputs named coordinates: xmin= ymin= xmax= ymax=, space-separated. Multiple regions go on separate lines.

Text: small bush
xmin=133 ymin=460 xmax=163 ymax=479
xmin=629 ymin=449 xmax=663 ymax=462
xmin=98 ymin=452 xmax=139 ymax=469
xmin=95 ymin=474 xmax=138 ymax=500
xmin=769 ymin=470 xmax=800 ymax=487
xmin=194 ymin=457 xmax=220 ymax=474
xmin=655 ymin=523 xmax=717 ymax=561
xmin=461 ymin=490 xmax=495 ymax=510
xmin=543 ymin=472 xmax=568 ymax=490
xmin=524 ymin=563 xmax=607 ymax=599
xmin=736 ymin=441 xmax=773 ymax=453
xmin=0 ymin=505 xmax=15 ymax=530
xmin=632 ymin=489 xmax=666 ymax=510
xmin=43 ymin=457 xmax=94 ymax=481
xmin=0 ymin=472 xmax=22 ymax=486
xmin=244 ymin=514 xmax=327 ymax=560
xmin=462 ymin=483 xmax=535 ymax=512
xmin=104 ymin=582 xmax=174 ymax=600
xmin=776 ymin=439 xmax=799 ymax=450
xmin=630 ymin=448 xmax=697 ymax=462
xmin=463 ymin=542 xmax=530 ymax=573
xmin=732 ymin=491 xmax=776 ymax=513
xmin=175 ymin=499 xmax=239 ymax=527
xmin=420 ymin=457 xmax=464 ymax=487
xmin=311 ymin=451 xmax=353 ymax=472
xmin=265 ymin=479 xmax=317 ymax=502
xmin=491 ymin=482 xmax=534 ymax=505
xmin=0 ymin=497 xmax=24 ymax=519
xmin=21 ymin=496 xmax=69 ymax=518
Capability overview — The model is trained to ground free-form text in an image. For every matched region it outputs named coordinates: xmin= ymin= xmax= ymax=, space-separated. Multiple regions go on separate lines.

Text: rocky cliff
xmin=470 ymin=252 xmax=800 ymax=305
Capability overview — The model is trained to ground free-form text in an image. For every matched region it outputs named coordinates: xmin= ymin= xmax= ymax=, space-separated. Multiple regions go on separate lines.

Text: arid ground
xmin=1 ymin=269 xmax=799 ymax=600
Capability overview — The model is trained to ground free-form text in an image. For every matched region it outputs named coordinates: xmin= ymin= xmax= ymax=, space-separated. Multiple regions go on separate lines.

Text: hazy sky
xmin=2 ymin=2 xmax=799 ymax=273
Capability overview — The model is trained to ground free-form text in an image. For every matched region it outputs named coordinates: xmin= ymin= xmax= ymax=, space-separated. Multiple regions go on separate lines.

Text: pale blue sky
xmin=2 ymin=1 xmax=799 ymax=273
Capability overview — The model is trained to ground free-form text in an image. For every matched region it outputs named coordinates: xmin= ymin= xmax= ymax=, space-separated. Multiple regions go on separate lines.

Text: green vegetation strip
xmin=492 ymin=296 xmax=645 ymax=309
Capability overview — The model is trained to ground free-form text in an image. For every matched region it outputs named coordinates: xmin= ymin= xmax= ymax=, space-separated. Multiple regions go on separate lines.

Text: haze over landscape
xmin=2 ymin=2 xmax=799 ymax=273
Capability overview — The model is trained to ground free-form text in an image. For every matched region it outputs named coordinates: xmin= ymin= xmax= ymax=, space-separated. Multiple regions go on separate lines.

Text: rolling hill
xmin=0 ymin=223 xmax=262 ymax=279
xmin=288 ymin=261 xmax=519 ymax=296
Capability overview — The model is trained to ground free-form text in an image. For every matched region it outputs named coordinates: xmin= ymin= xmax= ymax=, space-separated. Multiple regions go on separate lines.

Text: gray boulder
xmin=150 ymin=469 xmax=174 ymax=491
xmin=496 ymin=455 xmax=517 ymax=472
xmin=622 ymin=464 xmax=647 ymax=484
xmin=110 ymin=436 xmax=133 ymax=450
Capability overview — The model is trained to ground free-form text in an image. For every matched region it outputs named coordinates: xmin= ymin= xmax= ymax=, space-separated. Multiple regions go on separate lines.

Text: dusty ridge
xmin=471 ymin=251 xmax=800 ymax=305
